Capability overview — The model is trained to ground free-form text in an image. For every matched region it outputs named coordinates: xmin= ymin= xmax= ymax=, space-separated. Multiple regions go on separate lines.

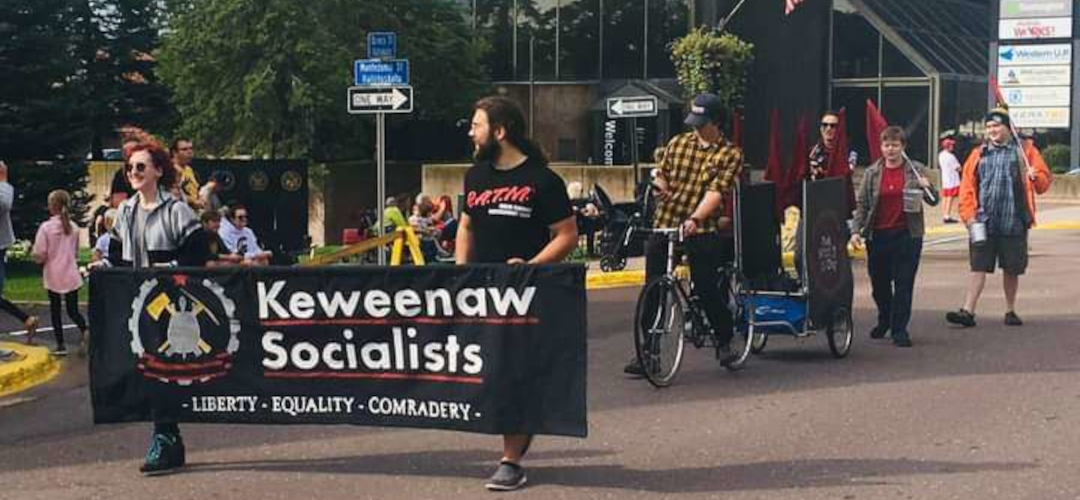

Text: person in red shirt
xmin=850 ymin=127 xmax=938 ymax=347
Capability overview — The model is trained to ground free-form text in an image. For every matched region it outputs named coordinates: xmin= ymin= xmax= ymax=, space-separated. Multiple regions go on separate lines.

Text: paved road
xmin=2 ymin=213 xmax=1079 ymax=500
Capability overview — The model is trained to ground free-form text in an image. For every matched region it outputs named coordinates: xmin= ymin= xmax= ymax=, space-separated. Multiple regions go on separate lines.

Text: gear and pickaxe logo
xmin=129 ymin=275 xmax=240 ymax=386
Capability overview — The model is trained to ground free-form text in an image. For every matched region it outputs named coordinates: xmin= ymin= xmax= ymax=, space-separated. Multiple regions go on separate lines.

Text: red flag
xmin=989 ymin=76 xmax=1008 ymax=109
xmin=731 ymin=109 xmax=745 ymax=149
xmin=865 ymin=99 xmax=889 ymax=164
xmin=763 ymin=109 xmax=785 ymax=215
xmin=785 ymin=112 xmax=810 ymax=209
xmin=827 ymin=108 xmax=856 ymax=215
xmin=764 ymin=109 xmax=783 ymax=184
xmin=785 ymin=0 xmax=806 ymax=15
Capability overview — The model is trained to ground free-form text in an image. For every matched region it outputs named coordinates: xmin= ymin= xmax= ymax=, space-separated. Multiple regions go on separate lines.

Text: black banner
xmin=804 ymin=177 xmax=854 ymax=327
xmin=89 ymin=265 xmax=588 ymax=437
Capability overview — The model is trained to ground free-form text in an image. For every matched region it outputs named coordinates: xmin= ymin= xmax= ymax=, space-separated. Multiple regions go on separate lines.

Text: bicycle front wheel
xmin=634 ymin=277 xmax=687 ymax=388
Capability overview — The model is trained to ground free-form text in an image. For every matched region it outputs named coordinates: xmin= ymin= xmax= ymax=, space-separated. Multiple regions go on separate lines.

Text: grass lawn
xmin=3 ymin=249 xmax=93 ymax=303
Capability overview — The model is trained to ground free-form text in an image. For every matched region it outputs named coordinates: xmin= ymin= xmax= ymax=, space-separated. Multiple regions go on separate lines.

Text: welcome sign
xmin=89 ymin=265 xmax=588 ymax=437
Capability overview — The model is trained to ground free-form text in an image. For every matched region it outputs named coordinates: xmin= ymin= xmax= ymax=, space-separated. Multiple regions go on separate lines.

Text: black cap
xmin=985 ymin=107 xmax=1011 ymax=127
xmin=684 ymin=93 xmax=726 ymax=128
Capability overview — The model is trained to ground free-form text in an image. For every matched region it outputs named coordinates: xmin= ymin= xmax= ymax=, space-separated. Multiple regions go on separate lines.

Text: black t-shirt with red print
xmin=464 ymin=157 xmax=573 ymax=264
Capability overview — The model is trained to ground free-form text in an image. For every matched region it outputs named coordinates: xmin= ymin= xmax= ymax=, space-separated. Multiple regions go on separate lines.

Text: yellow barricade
xmin=303 ymin=227 xmax=426 ymax=267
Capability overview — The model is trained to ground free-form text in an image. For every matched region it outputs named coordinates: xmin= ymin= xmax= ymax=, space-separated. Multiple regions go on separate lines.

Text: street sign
xmin=1000 ymin=0 xmax=1073 ymax=20
xmin=1009 ymin=106 xmax=1071 ymax=128
xmin=347 ymin=86 xmax=413 ymax=114
xmin=354 ymin=59 xmax=409 ymax=86
xmin=998 ymin=43 xmax=1072 ymax=65
xmin=606 ymin=96 xmax=659 ymax=119
xmin=368 ymin=32 xmax=397 ymax=59
xmin=999 ymin=17 xmax=1073 ymax=39
xmin=999 ymin=64 xmax=1072 ymax=86
xmin=1003 ymin=86 xmax=1071 ymax=106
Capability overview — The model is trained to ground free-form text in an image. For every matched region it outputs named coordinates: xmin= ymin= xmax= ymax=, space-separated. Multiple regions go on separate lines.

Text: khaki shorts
xmin=969 ymin=232 xmax=1028 ymax=275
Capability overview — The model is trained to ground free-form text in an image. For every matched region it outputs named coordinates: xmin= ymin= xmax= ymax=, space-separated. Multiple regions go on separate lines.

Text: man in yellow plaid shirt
xmin=625 ymin=93 xmax=743 ymax=375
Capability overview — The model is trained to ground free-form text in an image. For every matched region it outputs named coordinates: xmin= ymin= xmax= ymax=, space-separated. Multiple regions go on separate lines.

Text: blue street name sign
xmin=354 ymin=59 xmax=409 ymax=86
xmin=368 ymin=32 xmax=397 ymax=59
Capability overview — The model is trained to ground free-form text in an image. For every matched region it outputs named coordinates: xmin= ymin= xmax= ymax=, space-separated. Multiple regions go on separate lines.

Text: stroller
xmin=594 ymin=181 xmax=655 ymax=272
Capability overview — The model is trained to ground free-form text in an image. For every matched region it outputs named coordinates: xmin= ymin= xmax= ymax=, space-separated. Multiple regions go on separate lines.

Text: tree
xmin=0 ymin=0 xmax=88 ymax=159
xmin=158 ymin=0 xmax=488 ymax=160
xmin=0 ymin=0 xmax=177 ymax=161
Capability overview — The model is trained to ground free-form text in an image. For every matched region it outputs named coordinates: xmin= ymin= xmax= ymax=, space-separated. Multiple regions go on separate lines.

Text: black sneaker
xmin=51 ymin=346 xmax=69 ymax=357
xmin=1004 ymin=311 xmax=1023 ymax=326
xmin=716 ymin=342 xmax=738 ymax=367
xmin=946 ymin=309 xmax=976 ymax=327
xmin=485 ymin=461 xmax=527 ymax=491
xmin=623 ymin=357 xmax=645 ymax=377
xmin=140 ymin=432 xmax=186 ymax=476
xmin=892 ymin=336 xmax=913 ymax=348
xmin=869 ymin=325 xmax=889 ymax=339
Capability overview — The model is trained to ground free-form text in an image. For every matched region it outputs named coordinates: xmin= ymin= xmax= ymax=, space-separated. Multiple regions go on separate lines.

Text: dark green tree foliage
xmin=6 ymin=160 xmax=92 ymax=241
xmin=0 ymin=0 xmax=87 ymax=159
xmin=158 ymin=0 xmax=487 ymax=160
xmin=0 ymin=0 xmax=177 ymax=160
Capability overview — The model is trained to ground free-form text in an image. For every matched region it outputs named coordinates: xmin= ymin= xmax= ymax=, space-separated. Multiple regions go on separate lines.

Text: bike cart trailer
xmin=740 ymin=177 xmax=855 ymax=359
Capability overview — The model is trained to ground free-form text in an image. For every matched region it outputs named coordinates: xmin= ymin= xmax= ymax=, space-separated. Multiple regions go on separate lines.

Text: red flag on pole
xmin=732 ymin=109 xmax=745 ymax=149
xmin=865 ymin=99 xmax=889 ymax=164
xmin=764 ymin=109 xmax=783 ymax=184
xmin=989 ymin=76 xmax=1008 ymax=109
xmin=785 ymin=112 xmax=810 ymax=209
xmin=785 ymin=0 xmax=806 ymax=15
xmin=827 ymin=108 xmax=857 ymax=215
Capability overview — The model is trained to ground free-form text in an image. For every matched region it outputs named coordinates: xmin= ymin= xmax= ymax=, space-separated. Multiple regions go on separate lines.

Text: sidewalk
xmin=0 ymin=341 xmax=60 ymax=398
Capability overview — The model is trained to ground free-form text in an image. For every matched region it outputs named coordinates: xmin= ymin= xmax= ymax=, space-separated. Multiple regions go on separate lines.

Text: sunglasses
xmin=820 ymin=122 xmax=839 ymax=129
xmin=125 ymin=162 xmax=149 ymax=173
xmin=235 ymin=214 xmax=249 ymax=221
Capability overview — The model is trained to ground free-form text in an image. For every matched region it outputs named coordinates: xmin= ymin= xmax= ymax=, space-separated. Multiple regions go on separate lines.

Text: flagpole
xmin=715 ymin=0 xmax=748 ymax=32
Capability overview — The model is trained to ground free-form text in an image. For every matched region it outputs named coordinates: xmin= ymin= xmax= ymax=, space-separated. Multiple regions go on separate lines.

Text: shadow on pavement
xmin=183 ymin=449 xmax=1035 ymax=494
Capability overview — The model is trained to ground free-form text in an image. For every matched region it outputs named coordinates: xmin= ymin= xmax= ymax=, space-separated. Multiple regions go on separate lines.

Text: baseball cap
xmin=684 ymin=93 xmax=726 ymax=128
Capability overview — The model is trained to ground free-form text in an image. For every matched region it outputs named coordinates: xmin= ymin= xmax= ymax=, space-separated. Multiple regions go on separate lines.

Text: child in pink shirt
xmin=32 ymin=190 xmax=87 ymax=356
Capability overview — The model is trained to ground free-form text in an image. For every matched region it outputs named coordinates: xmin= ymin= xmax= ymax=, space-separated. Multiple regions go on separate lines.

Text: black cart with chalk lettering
xmin=633 ymin=178 xmax=855 ymax=388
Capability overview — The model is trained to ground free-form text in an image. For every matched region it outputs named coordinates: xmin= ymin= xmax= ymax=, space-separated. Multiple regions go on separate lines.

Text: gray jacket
xmin=0 ymin=182 xmax=13 ymax=249
xmin=852 ymin=159 xmax=940 ymax=240
xmin=115 ymin=189 xmax=200 ymax=266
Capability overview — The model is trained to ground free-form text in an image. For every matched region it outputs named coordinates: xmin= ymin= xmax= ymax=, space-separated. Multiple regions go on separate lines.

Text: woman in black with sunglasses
xmin=113 ymin=135 xmax=203 ymax=476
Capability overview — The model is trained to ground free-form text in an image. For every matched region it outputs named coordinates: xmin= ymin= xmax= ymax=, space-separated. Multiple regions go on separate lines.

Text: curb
xmin=586 ymin=247 xmax=869 ymax=291
xmin=0 ymin=342 xmax=61 ymax=398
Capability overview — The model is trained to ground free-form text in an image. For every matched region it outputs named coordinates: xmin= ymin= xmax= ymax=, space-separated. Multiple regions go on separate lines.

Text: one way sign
xmin=607 ymin=96 xmax=658 ymax=119
xmin=347 ymin=86 xmax=413 ymax=114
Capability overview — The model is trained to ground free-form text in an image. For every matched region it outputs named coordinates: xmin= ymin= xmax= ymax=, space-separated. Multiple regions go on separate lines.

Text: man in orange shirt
xmin=946 ymin=109 xmax=1052 ymax=328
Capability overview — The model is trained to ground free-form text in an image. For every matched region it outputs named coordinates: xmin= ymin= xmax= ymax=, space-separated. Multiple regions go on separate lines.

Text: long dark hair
xmin=473 ymin=96 xmax=548 ymax=164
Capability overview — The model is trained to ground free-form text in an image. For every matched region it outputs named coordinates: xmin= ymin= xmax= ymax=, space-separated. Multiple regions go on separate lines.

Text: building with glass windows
xmin=459 ymin=0 xmax=1001 ymax=169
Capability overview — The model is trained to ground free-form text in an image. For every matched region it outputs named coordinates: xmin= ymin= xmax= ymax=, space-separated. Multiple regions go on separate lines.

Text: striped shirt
xmin=654 ymin=132 xmax=743 ymax=234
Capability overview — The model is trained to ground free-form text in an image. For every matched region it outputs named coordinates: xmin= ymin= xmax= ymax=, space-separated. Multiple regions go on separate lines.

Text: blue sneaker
xmin=140 ymin=432 xmax=185 ymax=476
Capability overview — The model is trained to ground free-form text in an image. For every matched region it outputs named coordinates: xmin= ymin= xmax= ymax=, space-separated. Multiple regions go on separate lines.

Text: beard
xmin=472 ymin=132 xmax=501 ymax=164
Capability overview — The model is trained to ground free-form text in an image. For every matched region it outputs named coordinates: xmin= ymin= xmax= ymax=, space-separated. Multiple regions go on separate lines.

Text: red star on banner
xmin=172 ymin=275 xmax=189 ymax=287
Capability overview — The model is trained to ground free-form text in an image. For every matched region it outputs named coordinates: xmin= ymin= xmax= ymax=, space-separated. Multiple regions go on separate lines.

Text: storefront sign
xmin=1010 ymin=107 xmax=1072 ymax=128
xmin=1000 ymin=0 xmax=1073 ymax=19
xmin=999 ymin=64 xmax=1073 ymax=86
xmin=998 ymin=43 xmax=1073 ymax=65
xmin=999 ymin=17 xmax=1073 ymax=39
xmin=1003 ymin=86 xmax=1072 ymax=106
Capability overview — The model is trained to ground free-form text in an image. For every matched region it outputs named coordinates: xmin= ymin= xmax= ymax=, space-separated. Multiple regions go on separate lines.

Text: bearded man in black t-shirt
xmin=455 ymin=96 xmax=578 ymax=491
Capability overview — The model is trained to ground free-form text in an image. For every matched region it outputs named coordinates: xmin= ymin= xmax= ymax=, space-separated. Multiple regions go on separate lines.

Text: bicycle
xmin=633 ymin=227 xmax=757 ymax=388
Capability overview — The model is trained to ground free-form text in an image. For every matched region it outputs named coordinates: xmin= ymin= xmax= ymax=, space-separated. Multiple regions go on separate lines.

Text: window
xmin=832 ymin=3 xmax=879 ymax=79
xmin=516 ymin=0 xmax=558 ymax=80
xmin=602 ymin=0 xmax=645 ymax=79
xmin=479 ymin=0 xmax=515 ymax=80
xmin=646 ymin=0 xmax=689 ymax=79
xmin=560 ymin=0 xmax=601 ymax=80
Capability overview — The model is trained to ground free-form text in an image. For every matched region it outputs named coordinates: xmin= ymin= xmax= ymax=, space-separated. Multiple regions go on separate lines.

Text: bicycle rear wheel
xmin=634 ymin=277 xmax=687 ymax=388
